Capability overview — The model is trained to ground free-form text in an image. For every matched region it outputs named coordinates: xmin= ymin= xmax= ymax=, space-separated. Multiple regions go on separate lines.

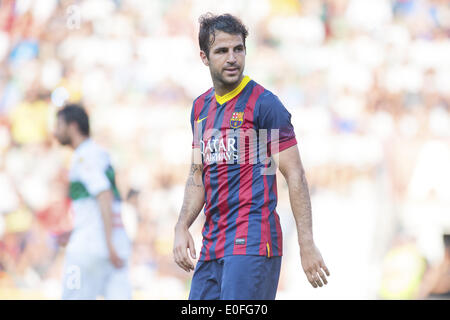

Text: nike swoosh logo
xmin=197 ymin=116 xmax=208 ymax=123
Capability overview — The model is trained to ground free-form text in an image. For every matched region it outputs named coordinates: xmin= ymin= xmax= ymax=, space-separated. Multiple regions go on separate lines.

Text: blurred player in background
xmin=418 ymin=234 xmax=450 ymax=300
xmin=173 ymin=13 xmax=329 ymax=300
xmin=54 ymin=104 xmax=131 ymax=299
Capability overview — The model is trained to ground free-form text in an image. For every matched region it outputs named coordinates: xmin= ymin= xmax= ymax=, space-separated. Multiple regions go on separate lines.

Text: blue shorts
xmin=189 ymin=255 xmax=282 ymax=300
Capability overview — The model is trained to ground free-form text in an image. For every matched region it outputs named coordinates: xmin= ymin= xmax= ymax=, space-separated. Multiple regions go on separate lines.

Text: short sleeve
xmin=257 ymin=92 xmax=297 ymax=155
xmin=77 ymin=153 xmax=111 ymax=197
xmin=190 ymin=102 xmax=196 ymax=148
xmin=191 ymin=101 xmax=201 ymax=149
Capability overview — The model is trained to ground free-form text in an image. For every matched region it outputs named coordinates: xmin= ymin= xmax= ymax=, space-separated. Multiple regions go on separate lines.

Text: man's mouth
xmin=224 ymin=67 xmax=239 ymax=74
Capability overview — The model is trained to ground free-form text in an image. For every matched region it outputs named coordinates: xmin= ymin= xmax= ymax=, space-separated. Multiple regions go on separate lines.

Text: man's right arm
xmin=173 ymin=148 xmax=205 ymax=272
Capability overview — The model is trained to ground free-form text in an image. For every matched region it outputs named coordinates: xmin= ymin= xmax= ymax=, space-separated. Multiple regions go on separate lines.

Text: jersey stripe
xmin=241 ymin=84 xmax=267 ymax=256
xmin=200 ymin=95 xmax=219 ymax=260
xmin=273 ymin=209 xmax=283 ymax=256
xmin=199 ymin=169 xmax=212 ymax=261
xmin=232 ymin=84 xmax=265 ymax=255
xmin=192 ymin=88 xmax=213 ymax=148
xmin=196 ymin=92 xmax=215 ymax=260
xmin=222 ymin=84 xmax=255 ymax=256
xmin=213 ymin=97 xmax=238 ymax=258
xmin=206 ymin=99 xmax=229 ymax=260
xmin=269 ymin=175 xmax=282 ymax=256
xmin=260 ymin=159 xmax=273 ymax=256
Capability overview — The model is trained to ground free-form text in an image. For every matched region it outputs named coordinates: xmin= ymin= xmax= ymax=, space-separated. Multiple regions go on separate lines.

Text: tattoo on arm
xmin=177 ymin=163 xmax=205 ymax=228
xmin=187 ymin=164 xmax=203 ymax=188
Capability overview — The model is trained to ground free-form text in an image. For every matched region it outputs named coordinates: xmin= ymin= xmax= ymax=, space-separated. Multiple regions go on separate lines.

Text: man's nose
xmin=226 ymin=51 xmax=237 ymax=64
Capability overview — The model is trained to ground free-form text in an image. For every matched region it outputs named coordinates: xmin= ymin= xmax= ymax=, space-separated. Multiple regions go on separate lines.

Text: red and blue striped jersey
xmin=190 ymin=76 xmax=297 ymax=261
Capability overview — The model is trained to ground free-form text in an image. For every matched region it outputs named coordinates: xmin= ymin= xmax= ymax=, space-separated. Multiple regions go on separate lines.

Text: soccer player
xmin=54 ymin=104 xmax=131 ymax=299
xmin=173 ymin=13 xmax=330 ymax=300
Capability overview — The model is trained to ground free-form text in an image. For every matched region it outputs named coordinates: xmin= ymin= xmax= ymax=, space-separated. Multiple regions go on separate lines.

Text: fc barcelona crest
xmin=230 ymin=112 xmax=244 ymax=129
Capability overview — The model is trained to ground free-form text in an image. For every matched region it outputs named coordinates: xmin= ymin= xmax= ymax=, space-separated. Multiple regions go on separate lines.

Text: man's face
xmin=201 ymin=30 xmax=246 ymax=88
xmin=54 ymin=116 xmax=71 ymax=146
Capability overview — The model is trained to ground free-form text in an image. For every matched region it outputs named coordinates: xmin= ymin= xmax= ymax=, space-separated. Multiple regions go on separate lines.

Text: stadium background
xmin=0 ymin=0 xmax=449 ymax=299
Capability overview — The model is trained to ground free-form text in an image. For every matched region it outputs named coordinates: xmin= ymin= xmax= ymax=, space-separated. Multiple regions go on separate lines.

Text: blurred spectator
xmin=417 ymin=234 xmax=450 ymax=299
xmin=121 ymin=188 xmax=139 ymax=242
xmin=378 ymin=232 xmax=427 ymax=299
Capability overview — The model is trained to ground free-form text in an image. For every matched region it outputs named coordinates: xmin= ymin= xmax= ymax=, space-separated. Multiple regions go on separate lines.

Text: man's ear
xmin=68 ymin=121 xmax=78 ymax=135
xmin=200 ymin=51 xmax=209 ymax=67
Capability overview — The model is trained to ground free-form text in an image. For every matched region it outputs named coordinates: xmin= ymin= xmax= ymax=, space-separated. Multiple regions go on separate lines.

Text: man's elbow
xmin=281 ymin=166 xmax=305 ymax=185
xmin=96 ymin=189 xmax=114 ymax=203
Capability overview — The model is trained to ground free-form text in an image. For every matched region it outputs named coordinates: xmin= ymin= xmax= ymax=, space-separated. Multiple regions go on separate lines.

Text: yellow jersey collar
xmin=215 ymin=75 xmax=251 ymax=105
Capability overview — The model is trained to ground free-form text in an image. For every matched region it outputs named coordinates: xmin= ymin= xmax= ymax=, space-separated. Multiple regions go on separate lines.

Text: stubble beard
xmin=57 ymin=134 xmax=72 ymax=146
xmin=211 ymin=65 xmax=244 ymax=93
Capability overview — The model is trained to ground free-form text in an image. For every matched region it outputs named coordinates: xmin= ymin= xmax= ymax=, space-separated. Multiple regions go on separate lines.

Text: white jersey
xmin=66 ymin=139 xmax=130 ymax=258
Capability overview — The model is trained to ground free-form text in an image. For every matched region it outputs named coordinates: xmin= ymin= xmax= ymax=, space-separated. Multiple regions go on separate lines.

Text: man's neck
xmin=71 ymin=135 xmax=88 ymax=150
xmin=213 ymin=74 xmax=244 ymax=97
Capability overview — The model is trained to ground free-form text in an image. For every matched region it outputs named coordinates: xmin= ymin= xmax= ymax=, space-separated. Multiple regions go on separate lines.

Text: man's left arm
xmin=78 ymin=155 xmax=124 ymax=269
xmin=274 ymin=145 xmax=330 ymax=288
xmin=97 ymin=190 xmax=124 ymax=269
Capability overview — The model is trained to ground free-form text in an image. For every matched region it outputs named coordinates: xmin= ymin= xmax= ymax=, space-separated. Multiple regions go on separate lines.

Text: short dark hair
xmin=198 ymin=13 xmax=249 ymax=58
xmin=444 ymin=234 xmax=450 ymax=249
xmin=126 ymin=188 xmax=140 ymax=201
xmin=57 ymin=103 xmax=90 ymax=136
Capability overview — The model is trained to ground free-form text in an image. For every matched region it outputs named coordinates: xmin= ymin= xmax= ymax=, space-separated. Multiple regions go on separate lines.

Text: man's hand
xmin=173 ymin=224 xmax=196 ymax=272
xmin=97 ymin=190 xmax=124 ymax=268
xmin=56 ymin=231 xmax=72 ymax=247
xmin=300 ymin=243 xmax=330 ymax=288
xmin=275 ymin=145 xmax=331 ymax=288
xmin=108 ymin=245 xmax=125 ymax=269
xmin=173 ymin=152 xmax=204 ymax=273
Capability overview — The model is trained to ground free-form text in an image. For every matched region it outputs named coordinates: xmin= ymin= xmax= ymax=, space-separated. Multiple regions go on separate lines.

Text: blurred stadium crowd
xmin=0 ymin=0 xmax=449 ymax=299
